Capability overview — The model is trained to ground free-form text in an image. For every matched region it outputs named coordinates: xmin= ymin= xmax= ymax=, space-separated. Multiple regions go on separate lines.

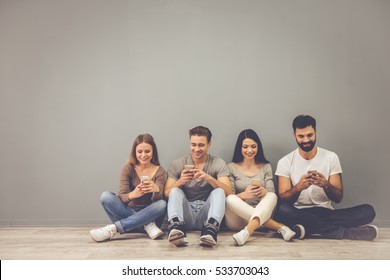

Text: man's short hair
xmin=189 ymin=126 xmax=212 ymax=142
xmin=292 ymin=115 xmax=316 ymax=132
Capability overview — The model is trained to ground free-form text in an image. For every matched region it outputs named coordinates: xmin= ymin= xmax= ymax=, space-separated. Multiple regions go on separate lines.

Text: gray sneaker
xmin=344 ymin=225 xmax=379 ymax=241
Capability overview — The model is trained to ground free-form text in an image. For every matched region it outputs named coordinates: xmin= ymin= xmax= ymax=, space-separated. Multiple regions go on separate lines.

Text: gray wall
xmin=1 ymin=0 xmax=389 ymax=226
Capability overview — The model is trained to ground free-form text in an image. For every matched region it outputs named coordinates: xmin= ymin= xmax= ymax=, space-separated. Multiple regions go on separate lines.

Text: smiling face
xmin=241 ymin=138 xmax=258 ymax=160
xmin=190 ymin=135 xmax=210 ymax=161
xmin=294 ymin=125 xmax=316 ymax=152
xmin=135 ymin=142 xmax=153 ymax=165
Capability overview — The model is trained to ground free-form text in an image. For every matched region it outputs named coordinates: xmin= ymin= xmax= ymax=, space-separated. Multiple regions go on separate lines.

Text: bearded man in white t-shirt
xmin=275 ymin=114 xmax=378 ymax=240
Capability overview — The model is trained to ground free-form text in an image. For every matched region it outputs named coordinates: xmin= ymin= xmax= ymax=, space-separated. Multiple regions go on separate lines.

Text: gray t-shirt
xmin=228 ymin=162 xmax=275 ymax=207
xmin=167 ymin=154 xmax=230 ymax=201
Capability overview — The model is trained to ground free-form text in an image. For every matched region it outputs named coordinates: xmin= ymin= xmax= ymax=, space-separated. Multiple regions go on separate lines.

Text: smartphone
xmin=140 ymin=175 xmax=149 ymax=182
xmin=184 ymin=164 xmax=195 ymax=170
xmin=307 ymin=170 xmax=317 ymax=178
xmin=251 ymin=178 xmax=261 ymax=187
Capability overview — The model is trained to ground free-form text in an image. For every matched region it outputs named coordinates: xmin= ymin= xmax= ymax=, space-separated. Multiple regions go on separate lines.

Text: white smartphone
xmin=140 ymin=175 xmax=149 ymax=182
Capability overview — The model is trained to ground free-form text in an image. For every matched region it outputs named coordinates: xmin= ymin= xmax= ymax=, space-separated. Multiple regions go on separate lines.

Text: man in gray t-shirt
xmin=164 ymin=126 xmax=232 ymax=247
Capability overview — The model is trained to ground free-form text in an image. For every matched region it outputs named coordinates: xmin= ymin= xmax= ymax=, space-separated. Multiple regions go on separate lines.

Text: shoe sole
xmin=200 ymin=235 xmax=217 ymax=246
xmin=168 ymin=229 xmax=188 ymax=246
xmin=90 ymin=230 xmax=110 ymax=242
xmin=90 ymin=235 xmax=101 ymax=242
xmin=293 ymin=224 xmax=305 ymax=240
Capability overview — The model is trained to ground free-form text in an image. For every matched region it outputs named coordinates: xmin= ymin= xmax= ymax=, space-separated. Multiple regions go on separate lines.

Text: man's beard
xmin=297 ymin=140 xmax=316 ymax=152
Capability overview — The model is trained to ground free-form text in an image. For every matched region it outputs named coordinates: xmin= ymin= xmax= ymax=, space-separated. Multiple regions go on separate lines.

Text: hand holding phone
xmin=180 ymin=164 xmax=195 ymax=183
xmin=184 ymin=164 xmax=195 ymax=170
xmin=307 ymin=170 xmax=317 ymax=178
xmin=184 ymin=164 xmax=196 ymax=176
xmin=140 ymin=175 xmax=154 ymax=193
xmin=141 ymin=175 xmax=150 ymax=182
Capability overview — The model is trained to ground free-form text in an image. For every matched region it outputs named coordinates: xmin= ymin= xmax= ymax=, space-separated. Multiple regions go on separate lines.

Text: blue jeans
xmin=275 ymin=202 xmax=376 ymax=239
xmin=167 ymin=188 xmax=225 ymax=230
xmin=100 ymin=191 xmax=167 ymax=234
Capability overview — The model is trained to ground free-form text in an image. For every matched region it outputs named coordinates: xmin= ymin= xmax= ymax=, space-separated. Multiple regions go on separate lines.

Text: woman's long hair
xmin=232 ymin=129 xmax=269 ymax=164
xmin=127 ymin=134 xmax=160 ymax=166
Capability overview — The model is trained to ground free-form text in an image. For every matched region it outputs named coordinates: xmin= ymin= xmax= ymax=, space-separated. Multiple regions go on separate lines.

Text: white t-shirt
xmin=275 ymin=147 xmax=342 ymax=209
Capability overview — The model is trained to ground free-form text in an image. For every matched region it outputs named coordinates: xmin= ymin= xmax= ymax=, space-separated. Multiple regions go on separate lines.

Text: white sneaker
xmin=90 ymin=224 xmax=117 ymax=242
xmin=144 ymin=222 xmax=164 ymax=240
xmin=278 ymin=225 xmax=296 ymax=241
xmin=233 ymin=227 xmax=250 ymax=246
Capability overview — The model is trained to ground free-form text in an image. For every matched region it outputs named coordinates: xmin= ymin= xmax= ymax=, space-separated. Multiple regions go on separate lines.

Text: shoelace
xmin=102 ymin=226 xmax=116 ymax=239
xmin=168 ymin=221 xmax=185 ymax=232
xmin=203 ymin=222 xmax=218 ymax=237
